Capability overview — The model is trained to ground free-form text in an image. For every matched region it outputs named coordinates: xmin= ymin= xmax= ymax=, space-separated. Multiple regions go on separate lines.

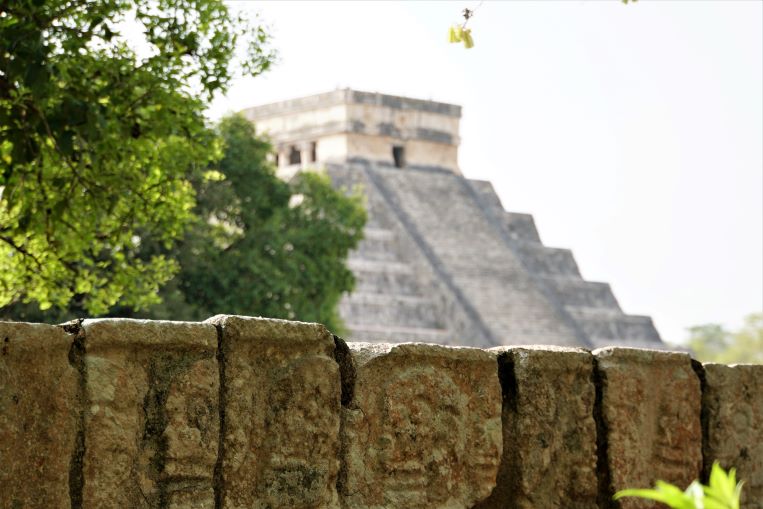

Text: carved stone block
xmin=703 ymin=363 xmax=763 ymax=509
xmin=0 ymin=321 xmax=78 ymax=509
xmin=594 ymin=347 xmax=702 ymax=509
xmin=208 ymin=315 xmax=340 ymax=509
xmin=340 ymin=342 xmax=502 ymax=509
xmin=477 ymin=345 xmax=598 ymax=509
xmin=80 ymin=319 xmax=219 ymax=508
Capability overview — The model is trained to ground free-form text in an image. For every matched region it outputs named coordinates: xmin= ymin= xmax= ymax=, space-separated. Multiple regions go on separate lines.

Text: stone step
xmin=351 ymin=270 xmax=424 ymax=296
xmin=566 ymin=308 xmax=662 ymax=344
xmin=347 ymin=259 xmax=414 ymax=274
xmin=372 ymin=166 xmax=581 ymax=346
xmin=327 ymin=165 xmax=396 ymax=231
xmin=503 ymin=212 xmax=542 ymax=243
xmin=349 ymin=248 xmax=399 ymax=263
xmin=566 ymin=306 xmax=636 ymax=320
xmin=363 ymin=227 xmax=395 ymax=241
xmin=513 ymin=242 xmax=582 ymax=277
xmin=363 ymin=216 xmax=388 ymax=230
xmin=350 ymin=230 xmax=400 ymax=262
xmin=343 ymin=292 xmax=431 ymax=305
xmin=466 ymin=180 xmax=543 ymax=244
xmin=343 ymin=324 xmax=451 ymax=344
xmin=339 ymin=293 xmax=442 ymax=329
xmin=543 ymin=277 xmax=621 ymax=310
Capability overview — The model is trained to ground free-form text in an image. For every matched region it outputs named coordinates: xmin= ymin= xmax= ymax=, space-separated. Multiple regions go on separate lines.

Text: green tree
xmin=685 ymin=313 xmax=763 ymax=364
xmin=140 ymin=115 xmax=366 ymax=331
xmin=3 ymin=115 xmax=367 ymax=332
xmin=0 ymin=0 xmax=273 ymax=314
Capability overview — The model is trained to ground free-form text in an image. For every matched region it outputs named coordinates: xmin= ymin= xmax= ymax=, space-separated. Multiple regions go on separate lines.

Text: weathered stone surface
xmin=702 ymin=363 xmax=763 ymax=509
xmin=477 ymin=345 xmax=597 ymax=509
xmin=594 ymin=347 xmax=702 ymax=509
xmin=0 ymin=321 xmax=78 ymax=509
xmin=80 ymin=318 xmax=218 ymax=509
xmin=339 ymin=342 xmax=502 ymax=509
xmin=208 ymin=315 xmax=340 ymax=509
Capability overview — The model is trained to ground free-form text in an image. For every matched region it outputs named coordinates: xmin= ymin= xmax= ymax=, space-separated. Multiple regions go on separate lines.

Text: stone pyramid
xmin=242 ymin=89 xmax=665 ymax=349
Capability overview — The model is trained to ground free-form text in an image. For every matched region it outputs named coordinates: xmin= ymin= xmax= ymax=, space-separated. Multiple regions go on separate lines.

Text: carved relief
xmin=258 ymin=356 xmax=341 ymax=506
xmin=340 ymin=343 xmax=502 ymax=509
xmin=80 ymin=319 xmax=219 ymax=508
xmin=162 ymin=357 xmax=219 ymax=506
xmin=703 ymin=364 xmax=763 ymax=509
xmin=208 ymin=315 xmax=341 ymax=509
xmin=594 ymin=347 xmax=702 ymax=509
xmin=7 ymin=317 xmax=762 ymax=509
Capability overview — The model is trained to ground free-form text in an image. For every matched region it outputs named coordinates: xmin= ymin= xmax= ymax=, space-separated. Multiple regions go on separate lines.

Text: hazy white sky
xmin=210 ymin=1 xmax=763 ymax=343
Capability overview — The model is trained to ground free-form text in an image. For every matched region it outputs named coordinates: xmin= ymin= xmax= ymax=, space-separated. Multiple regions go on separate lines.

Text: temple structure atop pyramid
xmin=242 ymin=89 xmax=665 ymax=349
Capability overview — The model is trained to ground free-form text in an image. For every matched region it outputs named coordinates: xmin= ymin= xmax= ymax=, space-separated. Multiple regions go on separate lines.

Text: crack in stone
xmin=63 ymin=319 xmax=86 ymax=509
xmin=332 ymin=335 xmax=356 ymax=505
xmin=497 ymin=351 xmax=521 ymax=509
xmin=473 ymin=351 xmax=519 ymax=509
xmin=592 ymin=356 xmax=615 ymax=509
xmin=213 ymin=323 xmax=227 ymax=509
xmin=691 ymin=359 xmax=711 ymax=484
xmin=333 ymin=335 xmax=356 ymax=409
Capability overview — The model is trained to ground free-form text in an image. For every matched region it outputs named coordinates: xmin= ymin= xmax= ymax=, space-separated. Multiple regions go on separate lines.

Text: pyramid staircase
xmin=327 ymin=162 xmax=664 ymax=349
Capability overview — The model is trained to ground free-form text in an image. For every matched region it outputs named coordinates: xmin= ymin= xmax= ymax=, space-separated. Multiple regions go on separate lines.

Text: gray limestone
xmin=332 ymin=162 xmax=665 ymax=349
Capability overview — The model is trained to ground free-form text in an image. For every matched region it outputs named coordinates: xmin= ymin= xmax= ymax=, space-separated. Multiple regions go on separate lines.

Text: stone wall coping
xmin=593 ymin=345 xmax=693 ymax=364
xmin=346 ymin=340 xmax=494 ymax=368
xmin=206 ymin=314 xmax=332 ymax=346
xmin=81 ymin=318 xmax=216 ymax=351
xmin=703 ymin=362 xmax=763 ymax=370
xmin=0 ymin=321 xmax=70 ymax=350
xmin=242 ymin=89 xmax=462 ymax=120
xmin=489 ymin=344 xmax=591 ymax=356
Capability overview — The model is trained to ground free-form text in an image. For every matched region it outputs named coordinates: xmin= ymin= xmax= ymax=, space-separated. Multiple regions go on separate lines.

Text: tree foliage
xmin=3 ymin=116 xmax=367 ymax=332
xmin=141 ymin=115 xmax=366 ymax=331
xmin=0 ymin=0 xmax=273 ymax=314
xmin=685 ymin=313 xmax=763 ymax=364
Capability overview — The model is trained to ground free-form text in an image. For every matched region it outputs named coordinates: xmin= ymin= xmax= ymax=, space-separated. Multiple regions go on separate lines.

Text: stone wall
xmin=1 ymin=317 xmax=761 ymax=509
xmin=242 ymin=89 xmax=462 ymax=173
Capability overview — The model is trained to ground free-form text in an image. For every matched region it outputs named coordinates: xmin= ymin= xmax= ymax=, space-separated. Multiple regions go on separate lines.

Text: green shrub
xmin=614 ymin=462 xmax=743 ymax=509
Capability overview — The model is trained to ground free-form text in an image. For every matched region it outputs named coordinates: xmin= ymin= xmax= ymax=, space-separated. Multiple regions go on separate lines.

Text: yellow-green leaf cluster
xmin=448 ymin=25 xmax=474 ymax=49
xmin=614 ymin=462 xmax=743 ymax=509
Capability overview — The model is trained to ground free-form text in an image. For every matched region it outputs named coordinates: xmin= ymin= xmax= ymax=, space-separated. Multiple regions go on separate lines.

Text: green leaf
xmin=58 ymin=130 xmax=74 ymax=156
xmin=614 ymin=463 xmax=744 ymax=509
xmin=0 ymin=0 xmax=274 ymax=317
